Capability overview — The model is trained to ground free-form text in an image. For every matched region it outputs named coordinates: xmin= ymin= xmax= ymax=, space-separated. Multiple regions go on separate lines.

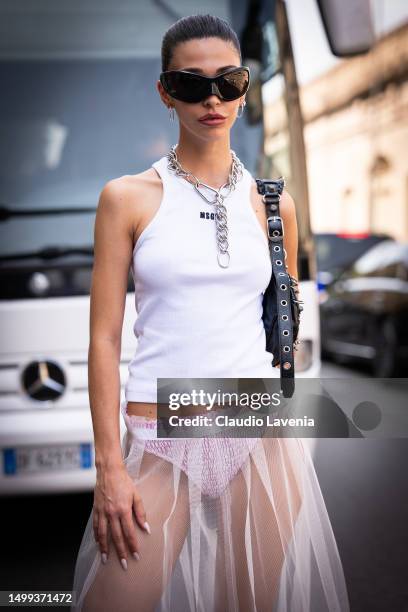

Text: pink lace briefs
xmin=120 ymin=399 xmax=261 ymax=499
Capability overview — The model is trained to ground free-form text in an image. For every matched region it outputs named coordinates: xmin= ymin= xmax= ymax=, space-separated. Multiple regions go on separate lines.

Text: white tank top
xmin=124 ymin=154 xmax=278 ymax=402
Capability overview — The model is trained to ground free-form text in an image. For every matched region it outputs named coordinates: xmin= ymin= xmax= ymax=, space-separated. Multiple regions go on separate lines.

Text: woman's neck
xmin=173 ymin=137 xmax=234 ymax=189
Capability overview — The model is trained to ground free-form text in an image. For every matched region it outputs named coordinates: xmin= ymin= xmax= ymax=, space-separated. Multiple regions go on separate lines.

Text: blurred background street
xmin=2 ymin=363 xmax=408 ymax=612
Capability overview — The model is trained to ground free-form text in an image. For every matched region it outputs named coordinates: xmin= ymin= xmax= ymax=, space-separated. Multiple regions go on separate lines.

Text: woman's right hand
xmin=92 ymin=464 xmax=151 ymax=570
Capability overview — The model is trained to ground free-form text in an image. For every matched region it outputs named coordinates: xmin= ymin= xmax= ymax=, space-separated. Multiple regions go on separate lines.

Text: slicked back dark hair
xmin=161 ymin=13 xmax=242 ymax=72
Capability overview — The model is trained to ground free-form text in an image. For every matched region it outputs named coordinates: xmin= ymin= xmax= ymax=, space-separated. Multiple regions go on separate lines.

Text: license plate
xmin=3 ymin=443 xmax=93 ymax=475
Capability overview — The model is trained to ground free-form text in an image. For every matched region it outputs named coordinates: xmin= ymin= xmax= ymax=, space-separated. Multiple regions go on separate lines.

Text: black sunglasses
xmin=159 ymin=66 xmax=250 ymax=103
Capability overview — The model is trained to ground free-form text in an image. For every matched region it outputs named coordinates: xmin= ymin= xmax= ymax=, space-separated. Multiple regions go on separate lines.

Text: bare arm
xmin=88 ymin=179 xmax=133 ymax=470
xmin=89 ymin=177 xmax=150 ymax=569
xmin=280 ymin=189 xmax=299 ymax=283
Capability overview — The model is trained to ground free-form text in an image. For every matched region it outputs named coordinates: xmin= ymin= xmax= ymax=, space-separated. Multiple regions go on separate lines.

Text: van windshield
xmin=0 ymin=58 xmax=173 ymax=258
xmin=0 ymin=55 xmax=260 ymax=259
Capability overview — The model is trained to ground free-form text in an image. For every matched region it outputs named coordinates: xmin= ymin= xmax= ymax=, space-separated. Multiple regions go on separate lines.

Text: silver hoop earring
xmin=168 ymin=106 xmax=175 ymax=121
xmin=237 ymin=100 xmax=246 ymax=118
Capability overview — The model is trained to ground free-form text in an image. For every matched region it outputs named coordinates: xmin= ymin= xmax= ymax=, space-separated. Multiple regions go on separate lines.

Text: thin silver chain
xmin=166 ymin=144 xmax=244 ymax=268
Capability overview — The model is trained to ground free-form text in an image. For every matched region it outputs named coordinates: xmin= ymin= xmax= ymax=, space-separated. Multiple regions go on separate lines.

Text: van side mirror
xmin=316 ymin=0 xmax=376 ymax=56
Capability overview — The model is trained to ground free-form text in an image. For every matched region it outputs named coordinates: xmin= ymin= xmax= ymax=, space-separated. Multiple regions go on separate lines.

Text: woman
xmin=72 ymin=14 xmax=350 ymax=612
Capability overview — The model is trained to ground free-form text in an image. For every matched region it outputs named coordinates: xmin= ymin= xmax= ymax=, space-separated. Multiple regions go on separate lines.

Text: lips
xmin=199 ymin=114 xmax=226 ymax=120
xmin=198 ymin=114 xmax=227 ymax=126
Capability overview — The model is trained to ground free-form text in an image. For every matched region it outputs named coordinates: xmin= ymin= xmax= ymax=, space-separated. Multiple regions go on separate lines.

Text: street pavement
xmin=1 ymin=360 xmax=407 ymax=611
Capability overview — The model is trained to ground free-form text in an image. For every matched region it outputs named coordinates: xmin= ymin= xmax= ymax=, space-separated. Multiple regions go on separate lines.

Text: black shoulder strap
xmin=255 ymin=177 xmax=295 ymax=398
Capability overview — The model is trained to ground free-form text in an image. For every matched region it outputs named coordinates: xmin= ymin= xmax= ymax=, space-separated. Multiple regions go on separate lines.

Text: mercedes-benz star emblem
xmin=21 ymin=360 xmax=66 ymax=401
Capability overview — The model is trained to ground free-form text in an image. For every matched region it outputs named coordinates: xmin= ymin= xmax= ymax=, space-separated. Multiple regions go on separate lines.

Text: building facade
xmin=264 ymin=22 xmax=408 ymax=241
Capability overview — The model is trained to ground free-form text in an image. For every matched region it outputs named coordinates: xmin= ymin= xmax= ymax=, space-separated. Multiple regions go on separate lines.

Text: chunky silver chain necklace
xmin=166 ymin=144 xmax=244 ymax=268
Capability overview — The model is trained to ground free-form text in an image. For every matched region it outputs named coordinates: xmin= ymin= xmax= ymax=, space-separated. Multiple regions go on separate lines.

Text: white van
xmin=0 ymin=0 xmax=320 ymax=494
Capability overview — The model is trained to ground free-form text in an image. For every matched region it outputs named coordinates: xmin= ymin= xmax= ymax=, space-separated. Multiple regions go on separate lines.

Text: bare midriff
xmin=125 ymin=401 xmax=227 ymax=420
xmin=126 ymin=401 xmax=158 ymax=420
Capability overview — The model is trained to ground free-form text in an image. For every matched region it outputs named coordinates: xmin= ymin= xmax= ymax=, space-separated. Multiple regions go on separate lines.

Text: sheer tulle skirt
xmin=71 ymin=400 xmax=350 ymax=612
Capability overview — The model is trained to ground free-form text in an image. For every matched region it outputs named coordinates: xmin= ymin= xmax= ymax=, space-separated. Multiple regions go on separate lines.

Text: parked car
xmin=320 ymin=240 xmax=408 ymax=377
xmin=314 ymin=232 xmax=392 ymax=291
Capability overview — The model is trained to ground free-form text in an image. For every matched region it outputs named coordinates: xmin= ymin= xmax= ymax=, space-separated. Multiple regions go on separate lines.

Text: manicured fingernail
xmin=121 ymin=558 xmax=128 ymax=571
xmin=132 ymin=551 xmax=141 ymax=561
xmin=101 ymin=553 xmax=107 ymax=564
xmin=143 ymin=521 xmax=151 ymax=534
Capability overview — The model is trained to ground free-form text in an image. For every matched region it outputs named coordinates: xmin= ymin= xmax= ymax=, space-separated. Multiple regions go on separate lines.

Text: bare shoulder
xmin=98 ymin=167 xmax=160 ymax=209
xmin=280 ymin=189 xmax=297 ymax=227
xmin=249 ymin=177 xmax=296 ymax=215
xmin=97 ymin=168 xmax=162 ymax=241
xmin=280 ymin=188 xmax=296 ymax=212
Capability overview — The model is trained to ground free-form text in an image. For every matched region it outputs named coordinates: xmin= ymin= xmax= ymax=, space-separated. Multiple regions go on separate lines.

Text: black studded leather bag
xmin=255 ymin=177 xmax=304 ymax=398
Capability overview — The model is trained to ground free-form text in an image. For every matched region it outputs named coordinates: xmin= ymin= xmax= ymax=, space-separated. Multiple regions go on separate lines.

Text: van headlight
xmin=294 ymin=340 xmax=313 ymax=372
